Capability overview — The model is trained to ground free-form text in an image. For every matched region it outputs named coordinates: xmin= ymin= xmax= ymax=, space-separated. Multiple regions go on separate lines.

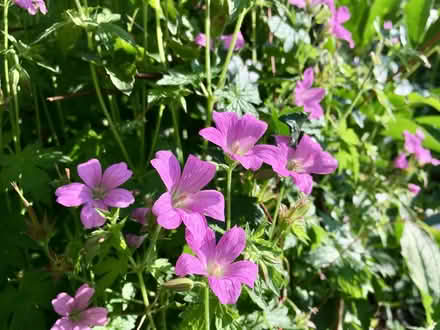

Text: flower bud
xmin=163 ymin=278 xmax=194 ymax=292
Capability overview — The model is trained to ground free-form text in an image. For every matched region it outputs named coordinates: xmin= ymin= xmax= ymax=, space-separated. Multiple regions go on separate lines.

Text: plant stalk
xmin=226 ymin=164 xmax=236 ymax=230
xmin=154 ymin=0 xmax=166 ymax=64
xmin=270 ymin=185 xmax=285 ymax=240
xmin=171 ymin=104 xmax=183 ymax=163
xmin=204 ymin=284 xmax=210 ymax=330
xmin=147 ymin=104 xmax=164 ymax=164
xmin=135 ymin=267 xmax=157 ymax=330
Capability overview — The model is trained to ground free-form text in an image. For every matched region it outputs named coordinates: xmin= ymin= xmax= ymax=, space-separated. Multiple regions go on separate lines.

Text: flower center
xmin=92 ymin=185 xmax=107 ymax=200
xmin=207 ymin=262 xmax=225 ymax=278
xmin=172 ymin=191 xmax=191 ymax=209
xmin=69 ymin=309 xmax=83 ymax=323
xmin=287 ymin=159 xmax=303 ymax=172
xmin=230 ymin=141 xmax=245 ymax=155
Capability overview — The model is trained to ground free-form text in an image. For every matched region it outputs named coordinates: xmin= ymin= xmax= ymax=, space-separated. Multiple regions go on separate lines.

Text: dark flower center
xmin=287 ymin=159 xmax=303 ymax=172
xmin=207 ymin=262 xmax=225 ymax=278
xmin=69 ymin=309 xmax=83 ymax=323
xmin=92 ymin=185 xmax=107 ymax=200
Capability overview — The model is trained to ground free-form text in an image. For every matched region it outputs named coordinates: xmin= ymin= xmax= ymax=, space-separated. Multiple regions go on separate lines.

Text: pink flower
xmin=125 ymin=208 xmax=150 ymax=249
xmin=289 ymin=0 xmax=327 ymax=8
xmin=220 ymin=32 xmax=245 ymax=50
xmin=55 ymin=159 xmax=135 ymax=229
xmin=176 ymin=226 xmax=258 ymax=304
xmin=51 ymin=284 xmax=108 ymax=330
xmin=13 ymin=0 xmax=47 ymax=15
xmin=384 ymin=21 xmax=393 ymax=30
xmin=403 ymin=130 xmax=440 ymax=166
xmin=394 ymin=153 xmax=409 ymax=169
xmin=328 ymin=1 xmax=355 ymax=48
xmin=255 ymin=135 xmax=338 ymax=194
xmin=199 ymin=112 xmax=268 ymax=170
xmin=194 ymin=33 xmax=213 ymax=49
xmin=295 ymin=67 xmax=326 ymax=119
xmin=408 ymin=184 xmax=421 ymax=196
xmin=151 ymin=151 xmax=224 ymax=238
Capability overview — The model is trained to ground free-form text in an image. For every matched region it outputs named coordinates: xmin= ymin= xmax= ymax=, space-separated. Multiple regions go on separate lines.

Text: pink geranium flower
xmin=394 ymin=153 xmax=409 ymax=169
xmin=51 ymin=284 xmax=108 ymax=330
xmin=199 ymin=112 xmax=268 ymax=170
xmin=176 ymin=226 xmax=258 ymax=304
xmin=13 ymin=0 xmax=47 ymax=15
xmin=327 ymin=0 xmax=354 ymax=48
xmin=151 ymin=151 xmax=224 ymax=238
xmin=403 ymin=130 xmax=440 ymax=166
xmin=220 ymin=32 xmax=245 ymax=50
xmin=408 ymin=183 xmax=421 ymax=196
xmin=295 ymin=67 xmax=326 ymax=119
xmin=125 ymin=208 xmax=150 ymax=249
xmin=255 ymin=135 xmax=338 ymax=194
xmin=55 ymin=159 xmax=135 ymax=229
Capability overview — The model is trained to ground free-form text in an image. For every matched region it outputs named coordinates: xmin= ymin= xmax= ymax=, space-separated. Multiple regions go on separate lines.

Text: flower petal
xmin=177 ymin=155 xmax=216 ymax=193
xmin=131 ymin=208 xmax=150 ymax=225
xmin=72 ymin=284 xmax=94 ymax=311
xmin=225 ymin=261 xmax=258 ymax=288
xmin=215 ymin=226 xmax=246 ymax=265
xmin=208 ymin=277 xmax=242 ymax=304
xmin=408 ymin=184 xmax=421 ymax=196
xmin=187 ymin=190 xmax=225 ymax=221
xmin=125 ymin=234 xmax=147 ymax=249
xmin=232 ymin=152 xmax=263 ymax=171
xmin=212 ymin=111 xmax=238 ymax=137
xmin=336 ymin=6 xmax=351 ymax=23
xmin=289 ymin=0 xmax=306 ymax=8
xmin=180 ymin=210 xmax=208 ymax=241
xmin=226 ymin=114 xmax=267 ymax=157
xmin=304 ymin=102 xmax=324 ymax=119
xmin=51 ymin=317 xmax=74 ymax=330
xmin=103 ymin=188 xmax=134 ymax=208
xmin=151 ymin=151 xmax=181 ymax=191
xmin=55 ymin=183 xmax=92 ymax=207
xmin=175 ymin=253 xmax=207 ymax=277
xmin=302 ymin=68 xmax=314 ymax=89
xmin=101 ymin=162 xmax=133 ymax=190
xmin=80 ymin=202 xmax=107 ymax=229
xmin=52 ymin=292 xmax=74 ymax=316
xmin=293 ymin=135 xmax=338 ymax=174
xmin=153 ymin=192 xmax=182 ymax=229
xmin=199 ymin=127 xmax=225 ymax=149
xmin=291 ymin=172 xmax=314 ymax=195
xmin=394 ymin=153 xmax=409 ymax=169
xmin=77 ymin=159 xmax=102 ymax=188
xmin=253 ymin=144 xmax=283 ymax=168
xmin=78 ymin=307 xmax=108 ymax=327
xmin=185 ymin=227 xmax=216 ymax=266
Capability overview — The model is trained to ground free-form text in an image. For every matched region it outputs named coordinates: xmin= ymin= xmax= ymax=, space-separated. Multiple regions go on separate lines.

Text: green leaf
xmin=363 ymin=0 xmax=400 ymax=44
xmin=404 ymin=0 xmax=434 ymax=45
xmin=408 ymin=92 xmax=440 ymax=111
xmin=401 ymin=220 xmax=440 ymax=304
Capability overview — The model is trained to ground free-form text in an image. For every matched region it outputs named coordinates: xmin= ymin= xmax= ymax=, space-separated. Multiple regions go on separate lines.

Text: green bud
xmin=163 ymin=278 xmax=194 ymax=292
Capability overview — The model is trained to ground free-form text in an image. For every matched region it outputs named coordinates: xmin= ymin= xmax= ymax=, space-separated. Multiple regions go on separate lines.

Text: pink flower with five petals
xmin=55 ymin=159 xmax=134 ymax=229
xmin=255 ymin=135 xmax=338 ymax=194
xmin=295 ymin=67 xmax=326 ymax=119
xmin=199 ymin=112 xmax=268 ymax=170
xmin=176 ymin=226 xmax=258 ymax=304
xmin=51 ymin=284 xmax=108 ymax=330
xmin=327 ymin=0 xmax=355 ymax=48
xmin=151 ymin=151 xmax=224 ymax=238
xmin=13 ymin=0 xmax=47 ymax=15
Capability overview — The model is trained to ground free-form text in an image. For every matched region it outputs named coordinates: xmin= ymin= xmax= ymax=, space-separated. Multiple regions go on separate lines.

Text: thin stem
xmin=135 ymin=267 xmax=157 ymax=330
xmin=143 ymin=223 xmax=161 ymax=268
xmin=40 ymin=87 xmax=60 ymax=146
xmin=204 ymin=284 xmax=210 ymax=330
xmin=251 ymin=8 xmax=257 ymax=63
xmin=139 ymin=2 xmax=149 ymax=169
xmin=154 ymin=0 xmax=166 ymax=64
xmin=171 ymin=104 xmax=183 ymax=163
xmin=75 ymin=0 xmax=133 ymax=169
xmin=11 ymin=54 xmax=21 ymax=152
xmin=205 ymin=0 xmax=212 ymax=95
xmin=226 ymin=164 xmax=236 ymax=230
xmin=147 ymin=104 xmax=164 ymax=164
xmin=32 ymin=85 xmax=43 ymax=145
xmin=270 ymin=185 xmax=285 ymax=240
xmin=1 ymin=0 xmax=9 ymax=154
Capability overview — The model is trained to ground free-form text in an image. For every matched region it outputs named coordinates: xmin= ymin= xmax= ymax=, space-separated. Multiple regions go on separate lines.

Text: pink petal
xmin=73 ymin=284 xmax=94 ymax=311
xmin=199 ymin=127 xmax=225 ymax=149
xmin=432 ymin=158 xmax=440 ymax=166
xmin=131 ymin=208 xmax=150 ymax=225
xmin=231 ymin=152 xmax=263 ymax=171
xmin=103 ymin=188 xmax=134 ymax=208
xmin=304 ymin=102 xmax=324 ymax=119
xmin=384 ymin=21 xmax=393 ymax=30
xmin=301 ymin=88 xmax=325 ymax=105
xmin=180 ymin=210 xmax=208 ymax=240
xmin=293 ymin=135 xmax=337 ymax=174
xmin=125 ymin=234 xmax=147 ymax=249
xmin=215 ymin=226 xmax=246 ymax=265
xmin=212 ymin=111 xmax=238 ymax=137
xmin=208 ymin=277 xmax=242 ymax=304
xmin=226 ymin=114 xmax=267 ymax=157
xmin=185 ymin=227 xmax=216 ymax=266
xmin=290 ymin=172 xmax=314 ymax=195
xmin=80 ymin=202 xmax=107 ymax=229
xmin=336 ymin=6 xmax=351 ymax=24
xmin=394 ymin=153 xmax=409 ymax=169
xmin=175 ymin=253 xmax=207 ymax=276
xmin=408 ymin=184 xmax=421 ymax=196
xmin=150 ymin=151 xmax=181 ymax=191
xmin=77 ymin=159 xmax=102 ymax=188
xmin=52 ymin=292 xmax=74 ymax=316
xmin=288 ymin=0 xmax=306 ymax=8
xmin=253 ymin=144 xmax=283 ymax=168
xmin=187 ymin=190 xmax=225 ymax=221
xmin=51 ymin=317 xmax=74 ymax=330
xmin=225 ymin=260 xmax=258 ymax=288
xmin=275 ymin=136 xmax=291 ymax=146
xmin=302 ymin=68 xmax=314 ymax=89
xmin=221 ymin=32 xmax=245 ymax=50
xmin=403 ymin=130 xmax=421 ymax=154
xmin=194 ymin=33 xmax=207 ymax=47
xmin=177 ymin=155 xmax=216 ymax=193
xmin=78 ymin=307 xmax=108 ymax=327
xmin=153 ymin=192 xmax=182 ymax=229
xmin=101 ymin=162 xmax=133 ymax=190
xmin=55 ymin=183 xmax=92 ymax=207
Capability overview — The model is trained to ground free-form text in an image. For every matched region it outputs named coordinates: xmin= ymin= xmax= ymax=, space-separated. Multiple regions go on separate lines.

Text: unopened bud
xmin=163 ymin=278 xmax=194 ymax=292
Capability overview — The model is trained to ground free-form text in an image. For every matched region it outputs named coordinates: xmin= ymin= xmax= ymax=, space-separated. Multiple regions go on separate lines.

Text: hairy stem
xmin=270 ymin=185 xmax=285 ymax=240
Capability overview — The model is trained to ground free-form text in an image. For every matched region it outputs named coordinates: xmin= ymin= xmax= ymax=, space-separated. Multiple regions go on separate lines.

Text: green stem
xmin=32 ymin=85 xmax=43 ymax=145
xmin=204 ymin=284 xmax=210 ymax=330
xmin=147 ymin=104 xmax=164 ymax=164
xmin=143 ymin=223 xmax=161 ymax=268
xmin=226 ymin=164 xmax=236 ymax=230
xmin=154 ymin=0 xmax=166 ymax=64
xmin=270 ymin=185 xmax=285 ymax=240
xmin=171 ymin=104 xmax=183 ymax=163
xmin=134 ymin=265 xmax=157 ymax=330
xmin=40 ymin=88 xmax=60 ymax=146
xmin=11 ymin=54 xmax=21 ymax=152
xmin=205 ymin=0 xmax=212 ymax=95
xmin=1 ymin=0 xmax=9 ymax=154
xmin=139 ymin=2 xmax=149 ymax=169
xmin=251 ymin=8 xmax=257 ymax=63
